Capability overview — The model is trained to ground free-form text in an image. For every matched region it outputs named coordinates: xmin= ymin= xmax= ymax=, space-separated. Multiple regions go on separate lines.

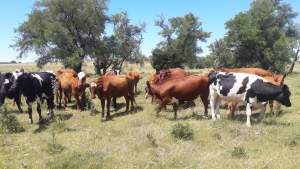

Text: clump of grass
xmin=45 ymin=132 xmax=65 ymax=154
xmin=147 ymin=132 xmax=158 ymax=147
xmin=288 ymin=135 xmax=300 ymax=147
xmin=83 ymin=93 xmax=95 ymax=112
xmin=231 ymin=146 xmax=248 ymax=158
xmin=171 ymin=122 xmax=194 ymax=140
xmin=0 ymin=104 xmax=24 ymax=133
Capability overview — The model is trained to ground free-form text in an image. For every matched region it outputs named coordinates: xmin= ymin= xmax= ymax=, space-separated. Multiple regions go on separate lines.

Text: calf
xmin=89 ymin=75 xmax=135 ymax=118
xmin=144 ymin=75 xmax=210 ymax=119
xmin=10 ymin=70 xmax=58 ymax=124
xmin=0 ymin=72 xmax=23 ymax=113
xmin=128 ymin=71 xmax=142 ymax=93
xmin=208 ymin=71 xmax=291 ymax=127
xmin=55 ymin=69 xmax=76 ymax=103
xmin=58 ymin=72 xmax=89 ymax=111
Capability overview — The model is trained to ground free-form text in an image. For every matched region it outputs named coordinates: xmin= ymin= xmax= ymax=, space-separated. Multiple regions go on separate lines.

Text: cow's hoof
xmin=28 ymin=119 xmax=33 ymax=124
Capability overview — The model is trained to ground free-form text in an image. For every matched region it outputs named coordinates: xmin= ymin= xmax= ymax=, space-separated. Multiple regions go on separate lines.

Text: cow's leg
xmin=74 ymin=94 xmax=81 ymax=111
xmin=14 ymin=92 xmax=23 ymax=113
xmin=257 ymin=103 xmax=267 ymax=122
xmin=124 ymin=95 xmax=129 ymax=111
xmin=58 ymin=88 xmax=63 ymax=107
xmin=172 ymin=103 xmax=177 ymax=119
xmin=63 ymin=92 xmax=69 ymax=108
xmin=112 ymin=97 xmax=117 ymax=108
xmin=27 ymin=103 xmax=34 ymax=124
xmin=210 ymin=94 xmax=217 ymax=120
xmin=36 ymin=99 xmax=43 ymax=124
xmin=268 ymin=100 xmax=274 ymax=113
xmin=68 ymin=94 xmax=72 ymax=103
xmin=46 ymin=96 xmax=55 ymax=117
xmin=200 ymin=95 xmax=209 ymax=116
xmin=156 ymin=98 xmax=171 ymax=117
xmin=106 ymin=98 xmax=111 ymax=117
xmin=246 ymin=103 xmax=252 ymax=127
xmin=100 ymin=99 xmax=105 ymax=118
xmin=215 ymin=98 xmax=222 ymax=119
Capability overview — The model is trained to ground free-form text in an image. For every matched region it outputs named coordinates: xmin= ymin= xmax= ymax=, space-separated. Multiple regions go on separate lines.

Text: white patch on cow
xmin=46 ymin=70 xmax=54 ymax=74
xmin=90 ymin=82 xmax=97 ymax=87
xmin=169 ymin=97 xmax=178 ymax=104
xmin=4 ymin=79 xmax=9 ymax=84
xmin=78 ymin=72 xmax=86 ymax=80
xmin=115 ymin=70 xmax=121 ymax=75
xmin=13 ymin=69 xmax=23 ymax=79
xmin=144 ymin=93 xmax=149 ymax=98
xmin=32 ymin=74 xmax=44 ymax=86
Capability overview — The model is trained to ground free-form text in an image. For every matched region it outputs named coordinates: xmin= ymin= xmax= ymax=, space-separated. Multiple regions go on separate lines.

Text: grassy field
xmin=1 ymin=61 xmax=300 ymax=169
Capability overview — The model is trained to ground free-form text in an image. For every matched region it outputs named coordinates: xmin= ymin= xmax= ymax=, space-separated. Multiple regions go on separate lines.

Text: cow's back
xmin=220 ymin=68 xmax=273 ymax=77
xmin=59 ymin=72 xmax=77 ymax=93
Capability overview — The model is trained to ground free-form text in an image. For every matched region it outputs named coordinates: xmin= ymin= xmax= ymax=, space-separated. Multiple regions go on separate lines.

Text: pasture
xmin=1 ymin=61 xmax=300 ymax=169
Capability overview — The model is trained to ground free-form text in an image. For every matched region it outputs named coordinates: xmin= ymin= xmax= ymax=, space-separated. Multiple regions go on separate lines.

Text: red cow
xmin=220 ymin=68 xmax=286 ymax=116
xmin=127 ymin=71 xmax=142 ymax=93
xmin=158 ymin=68 xmax=187 ymax=80
xmin=58 ymin=71 xmax=89 ymax=111
xmin=144 ymin=75 xmax=210 ymax=119
xmin=89 ymin=75 xmax=135 ymax=118
xmin=56 ymin=69 xmax=76 ymax=103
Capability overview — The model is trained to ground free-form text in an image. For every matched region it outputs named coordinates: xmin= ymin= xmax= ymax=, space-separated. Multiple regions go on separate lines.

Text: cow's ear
xmin=283 ymin=73 xmax=287 ymax=78
xmin=86 ymin=74 xmax=90 ymax=78
xmin=282 ymin=84 xmax=288 ymax=91
xmin=73 ymin=74 xmax=78 ymax=78
xmin=84 ymin=83 xmax=90 ymax=88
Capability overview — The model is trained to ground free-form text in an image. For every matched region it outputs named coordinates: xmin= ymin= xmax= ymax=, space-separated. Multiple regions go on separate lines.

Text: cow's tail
xmin=53 ymin=76 xmax=59 ymax=107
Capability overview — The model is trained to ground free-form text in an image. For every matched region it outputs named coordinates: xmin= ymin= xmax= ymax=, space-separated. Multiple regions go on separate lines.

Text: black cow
xmin=10 ymin=69 xmax=58 ymax=124
xmin=0 ymin=72 xmax=23 ymax=113
xmin=208 ymin=71 xmax=292 ymax=127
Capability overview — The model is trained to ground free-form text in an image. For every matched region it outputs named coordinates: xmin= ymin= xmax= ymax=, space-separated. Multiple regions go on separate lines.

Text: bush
xmin=0 ymin=104 xmax=24 ymax=133
xmin=231 ymin=146 xmax=248 ymax=158
xmin=171 ymin=122 xmax=194 ymax=140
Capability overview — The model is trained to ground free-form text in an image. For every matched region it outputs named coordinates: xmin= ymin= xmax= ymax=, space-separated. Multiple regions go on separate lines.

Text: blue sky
xmin=0 ymin=0 xmax=299 ymax=63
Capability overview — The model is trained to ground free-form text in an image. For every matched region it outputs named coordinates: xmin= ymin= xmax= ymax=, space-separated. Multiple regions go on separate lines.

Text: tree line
xmin=10 ymin=0 xmax=299 ymax=74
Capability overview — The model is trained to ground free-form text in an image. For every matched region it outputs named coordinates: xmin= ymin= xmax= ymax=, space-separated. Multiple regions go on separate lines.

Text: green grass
xmin=0 ymin=61 xmax=300 ymax=168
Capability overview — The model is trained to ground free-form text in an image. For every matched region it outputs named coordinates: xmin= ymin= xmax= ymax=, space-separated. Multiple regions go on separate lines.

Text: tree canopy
xmin=224 ymin=0 xmax=298 ymax=73
xmin=150 ymin=13 xmax=211 ymax=71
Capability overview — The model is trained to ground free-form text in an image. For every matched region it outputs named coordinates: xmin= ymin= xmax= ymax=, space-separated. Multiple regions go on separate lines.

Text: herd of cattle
xmin=0 ymin=67 xmax=292 ymax=127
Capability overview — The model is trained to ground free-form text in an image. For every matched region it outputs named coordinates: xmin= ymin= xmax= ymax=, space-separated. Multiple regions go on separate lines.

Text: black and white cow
xmin=10 ymin=69 xmax=58 ymax=124
xmin=208 ymin=71 xmax=292 ymax=127
xmin=0 ymin=72 xmax=23 ymax=113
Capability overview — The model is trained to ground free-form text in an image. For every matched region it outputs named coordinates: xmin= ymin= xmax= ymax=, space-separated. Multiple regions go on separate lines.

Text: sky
xmin=0 ymin=0 xmax=299 ymax=63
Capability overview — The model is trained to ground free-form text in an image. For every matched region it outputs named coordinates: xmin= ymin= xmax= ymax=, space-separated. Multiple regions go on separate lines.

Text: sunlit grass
xmin=0 ymin=61 xmax=300 ymax=168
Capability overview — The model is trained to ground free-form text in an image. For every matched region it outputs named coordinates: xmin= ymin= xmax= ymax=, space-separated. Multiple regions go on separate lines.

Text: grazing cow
xmin=9 ymin=69 xmax=58 ymax=124
xmin=220 ymin=68 xmax=286 ymax=116
xmin=208 ymin=71 xmax=291 ymax=127
xmin=0 ymin=72 xmax=23 ymax=113
xmin=144 ymin=75 xmax=210 ymax=119
xmin=89 ymin=75 xmax=135 ymax=118
xmin=127 ymin=71 xmax=142 ymax=93
xmin=55 ymin=70 xmax=76 ymax=103
xmin=58 ymin=71 xmax=89 ymax=111
xmin=158 ymin=68 xmax=187 ymax=80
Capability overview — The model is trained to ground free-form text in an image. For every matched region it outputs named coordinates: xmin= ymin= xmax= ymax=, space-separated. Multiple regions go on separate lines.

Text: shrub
xmin=231 ymin=146 xmax=247 ymax=158
xmin=45 ymin=132 xmax=65 ymax=154
xmin=147 ymin=132 xmax=158 ymax=147
xmin=0 ymin=104 xmax=24 ymax=133
xmin=171 ymin=122 xmax=194 ymax=140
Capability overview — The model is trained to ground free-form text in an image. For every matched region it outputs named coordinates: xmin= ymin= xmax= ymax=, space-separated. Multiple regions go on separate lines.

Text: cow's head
xmin=276 ymin=84 xmax=292 ymax=107
xmin=0 ymin=73 xmax=15 ymax=105
xmin=10 ymin=69 xmax=25 ymax=92
xmin=89 ymin=80 xmax=103 ymax=99
xmin=77 ymin=72 xmax=89 ymax=86
xmin=144 ymin=81 xmax=153 ymax=98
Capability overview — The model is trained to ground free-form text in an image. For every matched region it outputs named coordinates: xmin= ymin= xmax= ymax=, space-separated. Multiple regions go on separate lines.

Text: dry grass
xmin=1 ymin=61 xmax=300 ymax=169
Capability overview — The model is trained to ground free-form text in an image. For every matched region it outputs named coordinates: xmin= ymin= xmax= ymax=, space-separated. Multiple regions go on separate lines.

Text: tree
xmin=224 ymin=0 xmax=298 ymax=73
xmin=288 ymin=23 xmax=300 ymax=73
xmin=92 ymin=11 xmax=147 ymax=74
xmin=150 ymin=13 xmax=211 ymax=70
xmin=10 ymin=0 xmax=109 ymax=73
xmin=207 ymin=39 xmax=233 ymax=69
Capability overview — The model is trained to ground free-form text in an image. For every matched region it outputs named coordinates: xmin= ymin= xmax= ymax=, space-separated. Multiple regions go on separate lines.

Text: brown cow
xmin=58 ymin=71 xmax=90 ymax=111
xmin=158 ymin=68 xmax=187 ymax=80
xmin=89 ymin=75 xmax=135 ymax=118
xmin=56 ymin=69 xmax=76 ymax=103
xmin=220 ymin=68 xmax=286 ymax=117
xmin=127 ymin=71 xmax=142 ymax=93
xmin=144 ymin=75 xmax=210 ymax=119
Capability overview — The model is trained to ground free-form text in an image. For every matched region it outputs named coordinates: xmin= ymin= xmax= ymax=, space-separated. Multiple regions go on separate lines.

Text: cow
xmin=57 ymin=71 xmax=89 ymax=111
xmin=144 ymin=75 xmax=210 ymax=119
xmin=12 ymin=68 xmax=24 ymax=107
xmin=127 ymin=71 xmax=142 ymax=93
xmin=208 ymin=71 xmax=292 ymax=127
xmin=9 ymin=69 xmax=58 ymax=124
xmin=219 ymin=68 xmax=286 ymax=116
xmin=105 ymin=68 xmax=121 ymax=76
xmin=0 ymin=72 xmax=23 ymax=113
xmin=158 ymin=68 xmax=187 ymax=80
xmin=55 ymin=69 xmax=76 ymax=103
xmin=89 ymin=75 xmax=135 ymax=118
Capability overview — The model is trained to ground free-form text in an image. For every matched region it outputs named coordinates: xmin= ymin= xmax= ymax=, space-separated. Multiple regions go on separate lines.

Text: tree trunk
xmin=288 ymin=49 xmax=299 ymax=74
